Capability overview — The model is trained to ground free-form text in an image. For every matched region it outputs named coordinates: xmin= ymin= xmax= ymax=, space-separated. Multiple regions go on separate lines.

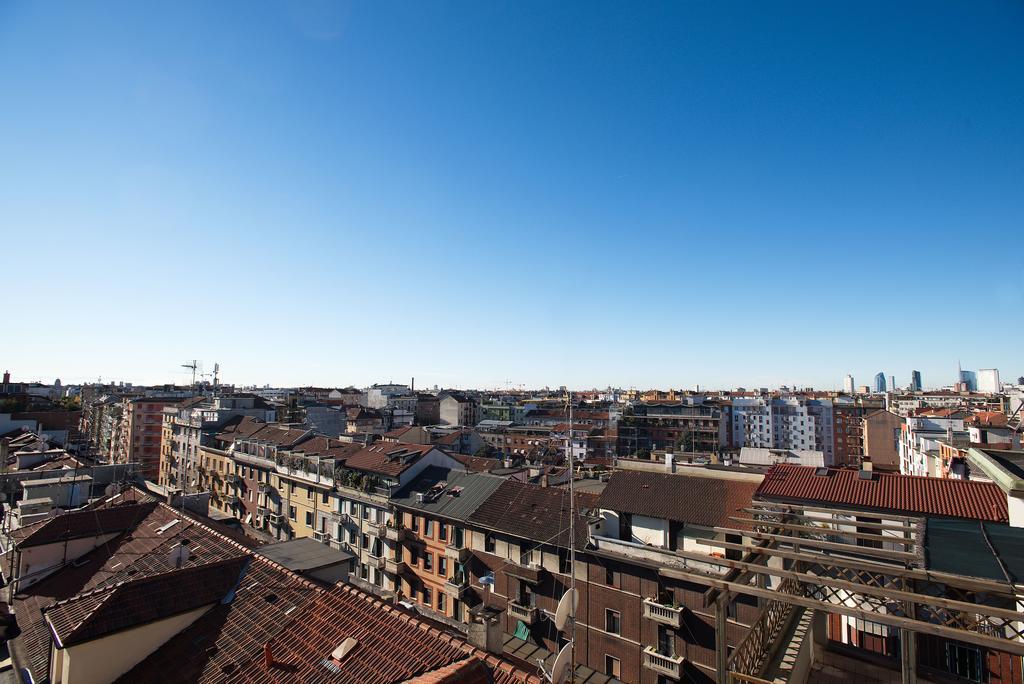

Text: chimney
xmin=861 ymin=458 xmax=873 ymax=473
xmin=2 ymin=370 xmax=8 ymax=384
xmin=264 ymin=643 xmax=274 ymax=669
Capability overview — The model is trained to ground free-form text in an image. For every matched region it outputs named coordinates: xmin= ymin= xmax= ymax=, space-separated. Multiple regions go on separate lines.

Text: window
xmin=605 ymin=655 xmax=620 ymax=679
xmin=422 ymin=586 xmax=431 ymax=606
xmin=348 ymin=528 xmax=356 ymax=544
xmin=424 ymin=552 xmax=433 ymax=572
xmin=438 ymin=557 xmax=447 ymax=577
xmin=305 ymin=511 xmax=313 ymax=528
xmin=362 ymin=534 xmax=369 ymax=549
xmin=605 ymin=609 xmax=620 ymax=635
xmin=322 ymin=491 xmax=329 ymax=504
xmin=424 ymin=519 xmax=434 ymax=537
xmin=484 ymin=534 xmax=495 ymax=554
xmin=438 ymin=523 xmax=447 ymax=542
xmin=605 ymin=566 xmax=616 ymax=587
xmin=945 ymin=643 xmax=983 ymax=681
xmin=437 ymin=592 xmax=446 ymax=612
xmin=289 ymin=506 xmax=296 ymax=521
xmin=410 ymin=515 xmax=419 ymax=532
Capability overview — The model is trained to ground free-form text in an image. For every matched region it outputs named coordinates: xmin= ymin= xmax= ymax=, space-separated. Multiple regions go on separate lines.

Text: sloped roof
xmin=9 ymin=502 xmax=158 ymax=548
xmin=756 ymin=464 xmax=1009 ymax=522
xmin=45 ymin=556 xmax=249 ymax=647
xmin=343 ymin=443 xmax=440 ymax=477
xmin=597 ymin=470 xmax=760 ymax=529
xmin=392 ymin=468 xmax=506 ymax=522
xmin=467 ymin=480 xmax=596 ymax=550
xmin=227 ymin=585 xmax=538 ymax=684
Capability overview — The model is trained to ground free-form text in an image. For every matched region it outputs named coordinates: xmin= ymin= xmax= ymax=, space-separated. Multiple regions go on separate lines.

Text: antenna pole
xmin=567 ymin=388 xmax=576 ymax=684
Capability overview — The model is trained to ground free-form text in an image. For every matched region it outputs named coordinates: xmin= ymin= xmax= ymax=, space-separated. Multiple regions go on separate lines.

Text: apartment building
xmin=463 ymin=471 xmax=764 ymax=683
xmin=616 ymin=402 xmax=725 ymax=456
xmin=832 ymin=396 xmax=884 ymax=467
xmin=899 ymin=409 xmax=968 ymax=476
xmin=157 ymin=394 xmax=275 ymax=492
xmin=390 ymin=467 xmax=506 ymax=630
xmin=730 ymin=397 xmax=835 ymax=463
xmin=112 ymin=395 xmax=194 ymax=479
xmin=862 ymin=409 xmax=903 ymax=471
xmin=439 ymin=391 xmax=479 ymax=426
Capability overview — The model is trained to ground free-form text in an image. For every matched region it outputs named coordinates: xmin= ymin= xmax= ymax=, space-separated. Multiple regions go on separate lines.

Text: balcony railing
xmin=369 ymin=555 xmax=387 ymax=570
xmin=313 ymin=530 xmax=332 ymax=544
xmin=257 ymin=482 xmax=272 ymax=494
xmin=225 ymin=473 xmax=241 ymax=485
xmin=507 ymin=601 xmax=539 ymax=624
xmin=384 ymin=557 xmax=407 ymax=575
xmin=504 ymin=561 xmax=545 ymax=584
xmin=268 ymin=512 xmax=286 ymax=527
xmin=643 ymin=598 xmax=684 ymax=627
xmin=643 ymin=647 xmax=684 ymax=679
xmin=444 ymin=543 xmax=470 ymax=563
xmin=443 ymin=575 xmax=469 ymax=599
xmin=383 ymin=523 xmax=409 ymax=542
xmin=224 ymin=495 xmax=240 ymax=506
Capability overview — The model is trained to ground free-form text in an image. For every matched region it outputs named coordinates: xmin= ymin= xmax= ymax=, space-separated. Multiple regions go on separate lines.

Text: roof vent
xmin=331 ymin=637 xmax=358 ymax=661
xmin=814 ymin=467 xmax=830 ymax=477
xmin=857 ymin=469 xmax=876 ymax=481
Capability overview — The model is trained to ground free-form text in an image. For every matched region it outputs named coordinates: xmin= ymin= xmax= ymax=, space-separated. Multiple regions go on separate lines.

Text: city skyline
xmin=3 ymin=2 xmax=1023 ymax=389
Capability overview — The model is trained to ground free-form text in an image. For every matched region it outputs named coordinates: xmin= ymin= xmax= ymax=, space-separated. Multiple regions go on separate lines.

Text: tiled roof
xmin=597 ymin=471 xmax=760 ymax=529
xmin=8 ymin=489 xmax=537 ymax=684
xmin=467 ymin=480 xmax=596 ymax=549
xmin=289 ymin=436 xmax=362 ymax=460
xmin=343 ymin=443 xmax=440 ymax=477
xmin=9 ymin=502 xmax=158 ymax=548
xmin=449 ymin=453 xmax=504 ymax=473
xmin=45 ymin=556 xmax=249 ymax=647
xmin=228 ymin=584 xmax=538 ymax=684
xmin=242 ymin=425 xmax=314 ymax=448
xmin=215 ymin=416 xmax=268 ymax=444
xmin=755 ymin=464 xmax=1009 ymax=522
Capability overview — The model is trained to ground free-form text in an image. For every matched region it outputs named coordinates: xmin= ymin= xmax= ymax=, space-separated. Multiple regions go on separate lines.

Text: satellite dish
xmin=554 ymin=588 xmax=577 ymax=632
xmin=549 ymin=642 xmax=573 ymax=684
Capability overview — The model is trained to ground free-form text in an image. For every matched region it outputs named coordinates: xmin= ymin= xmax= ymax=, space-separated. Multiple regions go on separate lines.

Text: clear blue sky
xmin=2 ymin=1 xmax=1022 ymax=391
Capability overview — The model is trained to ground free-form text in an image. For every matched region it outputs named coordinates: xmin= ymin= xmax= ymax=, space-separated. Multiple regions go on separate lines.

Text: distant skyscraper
xmin=873 ymin=372 xmax=886 ymax=393
xmin=910 ymin=370 xmax=922 ymax=392
xmin=959 ymin=369 xmax=978 ymax=392
xmin=843 ymin=374 xmax=854 ymax=394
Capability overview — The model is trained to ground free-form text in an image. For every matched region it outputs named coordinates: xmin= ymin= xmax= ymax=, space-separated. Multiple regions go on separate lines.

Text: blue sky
xmin=2 ymin=1 xmax=1022 ymax=390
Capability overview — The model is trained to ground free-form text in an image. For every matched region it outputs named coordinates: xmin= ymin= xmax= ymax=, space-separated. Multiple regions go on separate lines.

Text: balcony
xmin=507 ymin=601 xmax=539 ymax=624
xmin=225 ymin=473 xmax=241 ymax=485
xmin=384 ymin=557 xmax=407 ymax=575
xmin=642 ymin=647 xmax=684 ymax=680
xmin=444 ymin=542 xmax=470 ymax=563
xmin=224 ymin=495 xmax=240 ymax=506
xmin=268 ymin=512 xmax=286 ymax=527
xmin=503 ymin=561 xmax=546 ymax=585
xmin=443 ymin=575 xmax=469 ymax=600
xmin=313 ymin=530 xmax=332 ymax=544
xmin=383 ymin=523 xmax=409 ymax=542
xmin=643 ymin=598 xmax=684 ymax=628
xmin=257 ymin=482 xmax=273 ymax=494
xmin=368 ymin=555 xmax=387 ymax=570
xmin=364 ymin=518 xmax=383 ymax=535
xmin=257 ymin=506 xmax=273 ymax=517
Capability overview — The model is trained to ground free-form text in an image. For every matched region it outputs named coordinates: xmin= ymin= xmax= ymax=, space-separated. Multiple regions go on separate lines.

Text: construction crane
xmin=181 ymin=360 xmax=199 ymax=387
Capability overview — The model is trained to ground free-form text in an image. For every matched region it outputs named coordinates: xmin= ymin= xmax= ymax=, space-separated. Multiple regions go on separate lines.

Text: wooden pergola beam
xmin=728 ymin=517 xmax=918 ymax=546
xmin=698 ymin=538 xmax=1022 ymax=597
xmin=741 ymin=508 xmax=918 ymax=533
xmin=713 ymin=526 xmax=920 ymax=562
xmin=751 ymin=499 xmax=922 ymax=523
xmin=659 ymin=566 xmax=1024 ymax=657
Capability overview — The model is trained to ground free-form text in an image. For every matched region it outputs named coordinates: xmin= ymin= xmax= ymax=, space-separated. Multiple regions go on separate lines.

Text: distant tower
xmin=843 ymin=374 xmax=854 ymax=394
xmin=910 ymin=370 xmax=922 ymax=392
xmin=890 ymin=375 xmax=896 ymax=392
xmin=873 ymin=372 xmax=887 ymax=393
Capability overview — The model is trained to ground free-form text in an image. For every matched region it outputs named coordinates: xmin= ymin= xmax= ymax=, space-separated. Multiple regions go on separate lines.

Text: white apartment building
xmin=731 ymin=397 xmax=835 ymax=464
xmin=899 ymin=413 xmax=967 ymax=477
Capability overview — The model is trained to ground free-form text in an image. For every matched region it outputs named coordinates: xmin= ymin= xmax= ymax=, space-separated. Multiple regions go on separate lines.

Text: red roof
xmin=343 ymin=443 xmax=441 ymax=477
xmin=10 ymin=502 xmax=158 ymax=548
xmin=228 ymin=585 xmax=539 ymax=684
xmin=756 ymin=464 xmax=1008 ymax=522
xmin=45 ymin=556 xmax=249 ymax=647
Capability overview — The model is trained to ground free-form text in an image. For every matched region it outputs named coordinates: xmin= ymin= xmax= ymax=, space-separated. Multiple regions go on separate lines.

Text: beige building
xmin=861 ymin=409 xmax=904 ymax=471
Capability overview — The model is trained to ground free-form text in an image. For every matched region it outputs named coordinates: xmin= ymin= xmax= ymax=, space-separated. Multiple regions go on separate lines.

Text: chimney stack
xmin=2 ymin=370 xmax=9 ymax=384
xmin=264 ymin=643 xmax=274 ymax=669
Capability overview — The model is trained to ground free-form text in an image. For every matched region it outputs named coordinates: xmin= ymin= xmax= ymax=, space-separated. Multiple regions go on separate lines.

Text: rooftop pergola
xmin=653 ymin=501 xmax=1024 ymax=684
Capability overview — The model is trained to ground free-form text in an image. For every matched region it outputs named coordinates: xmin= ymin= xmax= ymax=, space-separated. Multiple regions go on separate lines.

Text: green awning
xmin=513 ymin=619 xmax=531 ymax=641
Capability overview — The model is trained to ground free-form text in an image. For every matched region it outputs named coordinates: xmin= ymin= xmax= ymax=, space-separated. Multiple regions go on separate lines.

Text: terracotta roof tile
xmin=45 ymin=556 xmax=249 ymax=647
xmin=755 ymin=464 xmax=1008 ymax=522
xmin=10 ymin=502 xmax=157 ymax=548
xmin=343 ymin=443 xmax=440 ymax=477
xmin=467 ymin=480 xmax=595 ymax=549
xmin=597 ymin=471 xmax=760 ymax=529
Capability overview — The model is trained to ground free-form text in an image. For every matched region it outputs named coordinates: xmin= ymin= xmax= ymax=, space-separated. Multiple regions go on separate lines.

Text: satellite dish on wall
xmin=549 ymin=642 xmax=573 ymax=684
xmin=554 ymin=588 xmax=577 ymax=632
